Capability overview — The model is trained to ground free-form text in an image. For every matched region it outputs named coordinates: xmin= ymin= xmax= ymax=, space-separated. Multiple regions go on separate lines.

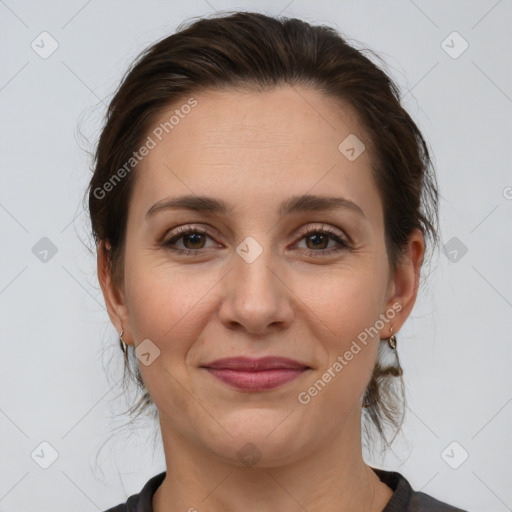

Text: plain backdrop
xmin=1 ymin=1 xmax=511 ymax=511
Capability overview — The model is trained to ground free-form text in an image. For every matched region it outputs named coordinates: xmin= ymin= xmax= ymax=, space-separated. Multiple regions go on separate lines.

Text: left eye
xmin=294 ymin=227 xmax=350 ymax=255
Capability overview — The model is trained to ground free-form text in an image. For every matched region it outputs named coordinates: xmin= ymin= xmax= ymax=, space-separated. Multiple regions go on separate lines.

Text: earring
xmin=119 ymin=328 xmax=128 ymax=355
xmin=387 ymin=327 xmax=397 ymax=350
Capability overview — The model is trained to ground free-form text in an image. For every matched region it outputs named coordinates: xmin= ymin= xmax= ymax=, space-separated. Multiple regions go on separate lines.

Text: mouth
xmin=200 ymin=356 xmax=311 ymax=391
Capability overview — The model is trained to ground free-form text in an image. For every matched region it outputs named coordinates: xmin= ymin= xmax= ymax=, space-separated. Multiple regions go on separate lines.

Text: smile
xmin=203 ymin=367 xmax=309 ymax=391
xmin=201 ymin=356 xmax=311 ymax=391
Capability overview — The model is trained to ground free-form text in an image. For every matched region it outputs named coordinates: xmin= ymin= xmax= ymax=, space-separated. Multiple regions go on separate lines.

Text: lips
xmin=201 ymin=356 xmax=310 ymax=371
xmin=201 ymin=357 xmax=311 ymax=391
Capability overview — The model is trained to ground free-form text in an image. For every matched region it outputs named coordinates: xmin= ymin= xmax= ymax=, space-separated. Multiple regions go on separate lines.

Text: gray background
xmin=1 ymin=1 xmax=511 ymax=511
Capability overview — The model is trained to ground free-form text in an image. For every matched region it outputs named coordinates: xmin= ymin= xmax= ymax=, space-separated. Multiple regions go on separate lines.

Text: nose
xmin=217 ymin=244 xmax=294 ymax=336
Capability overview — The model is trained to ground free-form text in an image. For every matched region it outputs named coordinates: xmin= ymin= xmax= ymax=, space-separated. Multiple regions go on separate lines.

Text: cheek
xmin=296 ymin=264 xmax=384 ymax=402
xmin=123 ymin=250 xmax=224 ymax=376
xmin=298 ymin=285 xmax=381 ymax=421
xmin=124 ymin=249 xmax=201 ymax=339
xmin=302 ymin=262 xmax=386 ymax=342
xmin=122 ymin=254 xmax=214 ymax=414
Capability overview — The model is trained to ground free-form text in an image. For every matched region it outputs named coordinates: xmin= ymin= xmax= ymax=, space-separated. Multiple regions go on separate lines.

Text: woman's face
xmin=101 ymin=85 xmax=423 ymax=466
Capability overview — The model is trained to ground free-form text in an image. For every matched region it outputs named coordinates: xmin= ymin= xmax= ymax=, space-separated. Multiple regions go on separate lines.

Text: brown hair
xmin=86 ymin=11 xmax=440 ymax=453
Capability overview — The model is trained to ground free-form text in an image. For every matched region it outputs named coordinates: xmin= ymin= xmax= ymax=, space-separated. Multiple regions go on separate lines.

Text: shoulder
xmin=409 ymin=490 xmax=468 ymax=511
xmin=103 ymin=505 xmax=127 ymax=512
xmin=370 ymin=466 xmax=468 ymax=512
xmin=102 ymin=471 xmax=166 ymax=512
xmin=103 ymin=468 xmax=468 ymax=512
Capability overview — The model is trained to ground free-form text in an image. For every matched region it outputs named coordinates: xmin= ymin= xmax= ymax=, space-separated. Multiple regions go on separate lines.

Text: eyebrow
xmin=145 ymin=193 xmax=366 ymax=219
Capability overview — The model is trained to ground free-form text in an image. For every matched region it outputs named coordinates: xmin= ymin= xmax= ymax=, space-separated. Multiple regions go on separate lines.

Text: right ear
xmin=97 ymin=241 xmax=133 ymax=346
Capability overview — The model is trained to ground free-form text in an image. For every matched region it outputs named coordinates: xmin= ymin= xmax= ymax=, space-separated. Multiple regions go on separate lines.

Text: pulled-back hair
xmin=86 ymin=11 xmax=440 ymax=453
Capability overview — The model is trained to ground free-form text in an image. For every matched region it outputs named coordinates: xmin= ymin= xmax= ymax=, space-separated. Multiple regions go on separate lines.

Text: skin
xmin=98 ymin=85 xmax=425 ymax=512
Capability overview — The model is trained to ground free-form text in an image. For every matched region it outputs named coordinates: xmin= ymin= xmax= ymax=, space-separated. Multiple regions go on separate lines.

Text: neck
xmin=153 ymin=406 xmax=392 ymax=512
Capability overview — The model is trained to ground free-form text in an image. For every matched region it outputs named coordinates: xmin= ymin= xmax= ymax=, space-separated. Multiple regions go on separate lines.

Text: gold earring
xmin=381 ymin=326 xmax=397 ymax=350
xmin=387 ymin=327 xmax=397 ymax=350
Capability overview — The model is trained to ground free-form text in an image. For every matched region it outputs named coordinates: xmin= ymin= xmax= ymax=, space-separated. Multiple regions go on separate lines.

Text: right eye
xmin=161 ymin=226 xmax=219 ymax=255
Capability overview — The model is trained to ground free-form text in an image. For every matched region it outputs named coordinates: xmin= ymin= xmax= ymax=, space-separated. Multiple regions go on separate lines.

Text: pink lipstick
xmin=201 ymin=356 xmax=310 ymax=391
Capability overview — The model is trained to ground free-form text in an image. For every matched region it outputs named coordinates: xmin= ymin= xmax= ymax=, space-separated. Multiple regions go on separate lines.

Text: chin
xmin=204 ymin=410 xmax=311 ymax=468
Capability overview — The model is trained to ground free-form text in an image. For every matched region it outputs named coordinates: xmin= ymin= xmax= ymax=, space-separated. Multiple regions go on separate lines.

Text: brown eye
xmin=181 ymin=232 xmax=207 ymax=250
xmin=162 ymin=226 xmax=217 ymax=255
xmin=304 ymin=232 xmax=330 ymax=250
xmin=295 ymin=226 xmax=350 ymax=257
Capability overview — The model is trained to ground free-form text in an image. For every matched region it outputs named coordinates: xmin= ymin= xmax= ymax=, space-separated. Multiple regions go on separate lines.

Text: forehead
xmin=131 ymin=85 xmax=381 ymax=222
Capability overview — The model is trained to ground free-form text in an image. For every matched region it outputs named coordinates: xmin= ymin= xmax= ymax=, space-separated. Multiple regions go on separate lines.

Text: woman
xmin=89 ymin=11 xmax=467 ymax=512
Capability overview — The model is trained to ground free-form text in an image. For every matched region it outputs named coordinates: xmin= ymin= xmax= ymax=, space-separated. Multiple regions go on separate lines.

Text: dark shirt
xmin=104 ymin=466 xmax=468 ymax=511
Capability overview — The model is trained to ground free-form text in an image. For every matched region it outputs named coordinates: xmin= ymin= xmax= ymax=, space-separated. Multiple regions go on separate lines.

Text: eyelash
xmin=160 ymin=224 xmax=351 ymax=257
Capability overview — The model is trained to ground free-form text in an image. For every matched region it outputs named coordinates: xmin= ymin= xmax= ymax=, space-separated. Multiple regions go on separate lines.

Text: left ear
xmin=382 ymin=228 xmax=425 ymax=337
